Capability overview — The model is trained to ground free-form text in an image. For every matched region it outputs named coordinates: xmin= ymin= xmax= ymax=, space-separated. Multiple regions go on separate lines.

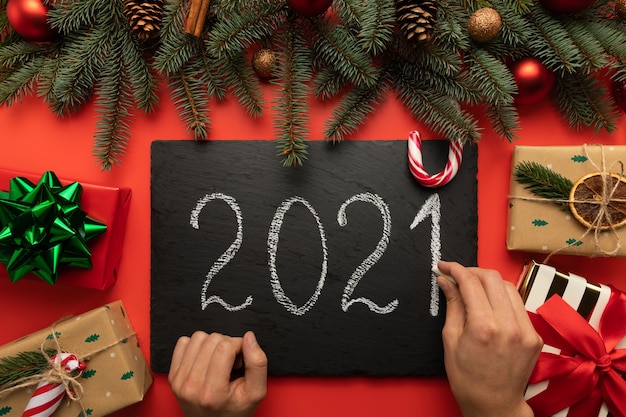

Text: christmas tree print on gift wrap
xmin=0 ymin=301 xmax=151 ymax=417
xmin=512 ymin=147 xmax=626 ymax=255
xmin=82 ymin=369 xmax=96 ymax=379
xmin=84 ymin=334 xmax=100 ymax=343
xmin=121 ymin=371 xmax=134 ymax=380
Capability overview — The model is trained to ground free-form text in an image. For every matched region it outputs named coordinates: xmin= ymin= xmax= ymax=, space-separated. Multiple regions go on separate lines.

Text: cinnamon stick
xmin=185 ymin=0 xmax=202 ymax=35
xmin=193 ymin=0 xmax=211 ymax=37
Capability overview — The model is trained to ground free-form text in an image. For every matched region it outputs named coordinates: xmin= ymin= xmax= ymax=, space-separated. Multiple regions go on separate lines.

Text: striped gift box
xmin=518 ymin=261 xmax=625 ymax=417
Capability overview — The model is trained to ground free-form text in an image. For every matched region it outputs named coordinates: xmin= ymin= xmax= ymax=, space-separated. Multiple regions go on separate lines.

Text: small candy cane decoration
xmin=22 ymin=353 xmax=86 ymax=417
xmin=407 ymin=131 xmax=463 ymax=188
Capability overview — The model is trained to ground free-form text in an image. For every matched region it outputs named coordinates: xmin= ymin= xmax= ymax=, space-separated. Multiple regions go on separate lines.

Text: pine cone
xmin=123 ymin=0 xmax=164 ymax=41
xmin=395 ymin=0 xmax=437 ymax=44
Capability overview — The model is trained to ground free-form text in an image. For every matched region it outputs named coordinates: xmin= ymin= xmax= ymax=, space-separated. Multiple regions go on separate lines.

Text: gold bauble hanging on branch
xmin=252 ymin=48 xmax=276 ymax=80
xmin=468 ymin=7 xmax=502 ymax=43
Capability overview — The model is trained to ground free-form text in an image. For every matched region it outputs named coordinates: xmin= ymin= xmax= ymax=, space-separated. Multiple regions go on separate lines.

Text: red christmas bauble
xmin=510 ymin=57 xmax=555 ymax=105
xmin=612 ymin=79 xmax=626 ymax=113
xmin=6 ymin=0 xmax=56 ymax=42
xmin=286 ymin=0 xmax=333 ymax=17
xmin=539 ymin=0 xmax=597 ymax=14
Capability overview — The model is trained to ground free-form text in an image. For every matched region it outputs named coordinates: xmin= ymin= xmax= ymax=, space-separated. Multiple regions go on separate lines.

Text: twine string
xmin=0 ymin=317 xmax=137 ymax=415
xmin=510 ymin=144 xmax=625 ymax=260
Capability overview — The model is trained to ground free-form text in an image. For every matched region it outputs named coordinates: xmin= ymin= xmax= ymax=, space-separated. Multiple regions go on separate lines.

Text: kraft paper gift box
xmin=0 ymin=169 xmax=131 ymax=289
xmin=0 ymin=300 xmax=152 ymax=417
xmin=507 ymin=145 xmax=626 ymax=257
xmin=517 ymin=261 xmax=626 ymax=417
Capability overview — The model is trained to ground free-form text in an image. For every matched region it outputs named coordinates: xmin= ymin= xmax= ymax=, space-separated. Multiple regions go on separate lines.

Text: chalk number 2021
xmin=190 ymin=192 xmax=443 ymax=317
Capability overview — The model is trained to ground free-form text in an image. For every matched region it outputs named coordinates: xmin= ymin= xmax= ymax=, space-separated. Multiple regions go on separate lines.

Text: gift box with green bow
xmin=0 ymin=170 xmax=131 ymax=289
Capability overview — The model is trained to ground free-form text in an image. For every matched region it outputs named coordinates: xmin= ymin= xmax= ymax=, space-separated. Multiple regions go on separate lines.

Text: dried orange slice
xmin=569 ymin=172 xmax=626 ymax=230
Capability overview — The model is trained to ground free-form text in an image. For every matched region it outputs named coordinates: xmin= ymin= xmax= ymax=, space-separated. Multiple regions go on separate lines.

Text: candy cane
xmin=407 ymin=130 xmax=463 ymax=188
xmin=22 ymin=353 xmax=86 ymax=417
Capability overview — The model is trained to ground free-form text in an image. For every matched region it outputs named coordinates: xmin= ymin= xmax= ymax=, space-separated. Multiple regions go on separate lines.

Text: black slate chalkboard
xmin=150 ymin=140 xmax=477 ymax=376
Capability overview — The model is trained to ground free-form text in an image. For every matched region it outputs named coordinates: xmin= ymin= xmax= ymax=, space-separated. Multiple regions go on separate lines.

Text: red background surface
xmin=0 ymin=84 xmax=625 ymax=417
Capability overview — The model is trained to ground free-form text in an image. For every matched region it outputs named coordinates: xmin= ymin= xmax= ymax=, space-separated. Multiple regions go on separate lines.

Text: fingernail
xmin=246 ymin=331 xmax=258 ymax=348
xmin=436 ymin=276 xmax=449 ymax=291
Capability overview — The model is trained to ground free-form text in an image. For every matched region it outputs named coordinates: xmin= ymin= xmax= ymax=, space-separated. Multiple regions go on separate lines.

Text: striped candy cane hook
xmin=22 ymin=353 xmax=86 ymax=417
xmin=407 ymin=131 xmax=463 ymax=188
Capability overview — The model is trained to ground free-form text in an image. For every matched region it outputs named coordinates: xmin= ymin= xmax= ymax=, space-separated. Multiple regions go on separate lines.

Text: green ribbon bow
xmin=0 ymin=171 xmax=107 ymax=284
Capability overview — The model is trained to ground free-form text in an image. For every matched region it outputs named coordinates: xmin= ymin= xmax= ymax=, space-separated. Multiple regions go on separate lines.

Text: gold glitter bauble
xmin=252 ymin=48 xmax=276 ymax=80
xmin=468 ymin=7 xmax=502 ymax=43
xmin=617 ymin=0 xmax=626 ymax=20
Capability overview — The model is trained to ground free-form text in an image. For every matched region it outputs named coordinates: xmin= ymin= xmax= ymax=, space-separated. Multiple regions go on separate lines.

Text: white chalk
xmin=432 ymin=265 xmax=457 ymax=286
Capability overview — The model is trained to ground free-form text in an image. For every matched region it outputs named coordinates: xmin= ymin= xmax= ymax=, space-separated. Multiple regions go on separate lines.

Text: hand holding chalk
xmin=432 ymin=264 xmax=457 ymax=285
xmin=437 ymin=261 xmax=541 ymax=417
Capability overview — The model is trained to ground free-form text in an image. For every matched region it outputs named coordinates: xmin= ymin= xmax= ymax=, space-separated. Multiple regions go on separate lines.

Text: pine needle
xmin=513 ymin=161 xmax=573 ymax=210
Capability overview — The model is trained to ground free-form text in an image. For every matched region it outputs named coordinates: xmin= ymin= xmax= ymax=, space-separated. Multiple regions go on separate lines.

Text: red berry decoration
xmin=286 ymin=0 xmax=333 ymax=17
xmin=539 ymin=0 xmax=597 ymax=14
xmin=510 ymin=57 xmax=555 ymax=105
xmin=6 ymin=0 xmax=57 ymax=42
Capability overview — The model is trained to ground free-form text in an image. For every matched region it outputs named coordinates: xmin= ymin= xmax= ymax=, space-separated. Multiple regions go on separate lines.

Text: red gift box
xmin=517 ymin=261 xmax=626 ymax=417
xmin=0 ymin=169 xmax=131 ymax=290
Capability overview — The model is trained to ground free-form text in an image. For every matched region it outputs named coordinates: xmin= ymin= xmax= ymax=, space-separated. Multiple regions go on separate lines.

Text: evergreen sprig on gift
xmin=0 ymin=0 xmax=625 ymax=169
xmin=0 ymin=349 xmax=57 ymax=389
xmin=513 ymin=161 xmax=574 ymax=210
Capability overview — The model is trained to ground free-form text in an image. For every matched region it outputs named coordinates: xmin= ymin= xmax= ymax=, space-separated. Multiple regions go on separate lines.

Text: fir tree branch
xmin=552 ymin=73 xmax=619 ymax=133
xmin=485 ymin=103 xmax=519 ymax=142
xmin=526 ymin=8 xmax=582 ymax=73
xmin=273 ymin=19 xmax=310 ymax=167
xmin=199 ymin=44 xmax=227 ymax=101
xmin=208 ymin=1 xmax=286 ymax=56
xmin=216 ymin=51 xmax=264 ymax=118
xmin=93 ymin=35 xmax=134 ymax=171
xmin=386 ymin=48 xmax=479 ymax=105
xmin=502 ymin=0 xmax=533 ymax=15
xmin=0 ymin=57 xmax=45 ymax=105
xmin=0 ymin=1 xmax=9 ymax=38
xmin=170 ymin=66 xmax=210 ymax=139
xmin=0 ymin=39 xmax=47 ymax=68
xmin=333 ymin=0 xmax=364 ymax=27
xmin=48 ymin=0 xmax=104 ymax=33
xmin=465 ymin=48 xmax=515 ymax=106
xmin=324 ymin=73 xmax=388 ymax=143
xmin=393 ymin=71 xmax=480 ymax=143
xmin=562 ymin=19 xmax=606 ymax=73
xmin=491 ymin=3 xmax=531 ymax=50
xmin=433 ymin=1 xmax=471 ymax=50
xmin=391 ymin=38 xmax=462 ymax=83
xmin=313 ymin=67 xmax=347 ymax=100
xmin=582 ymin=20 xmax=626 ymax=65
xmin=0 ymin=349 xmax=57 ymax=389
xmin=122 ymin=30 xmax=159 ymax=113
xmin=513 ymin=161 xmax=573 ymax=210
xmin=356 ymin=0 xmax=394 ymax=56
xmin=312 ymin=18 xmax=376 ymax=87
xmin=37 ymin=44 xmax=64 ymax=104
xmin=152 ymin=0 xmax=197 ymax=74
xmin=49 ymin=29 xmax=109 ymax=115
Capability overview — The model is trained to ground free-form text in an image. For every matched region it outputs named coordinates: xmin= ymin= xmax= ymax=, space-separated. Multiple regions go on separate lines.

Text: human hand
xmin=436 ymin=261 xmax=543 ymax=417
xmin=168 ymin=331 xmax=268 ymax=417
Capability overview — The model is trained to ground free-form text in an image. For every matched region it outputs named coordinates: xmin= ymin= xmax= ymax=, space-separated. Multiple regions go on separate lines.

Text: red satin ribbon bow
xmin=527 ymin=292 xmax=626 ymax=417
